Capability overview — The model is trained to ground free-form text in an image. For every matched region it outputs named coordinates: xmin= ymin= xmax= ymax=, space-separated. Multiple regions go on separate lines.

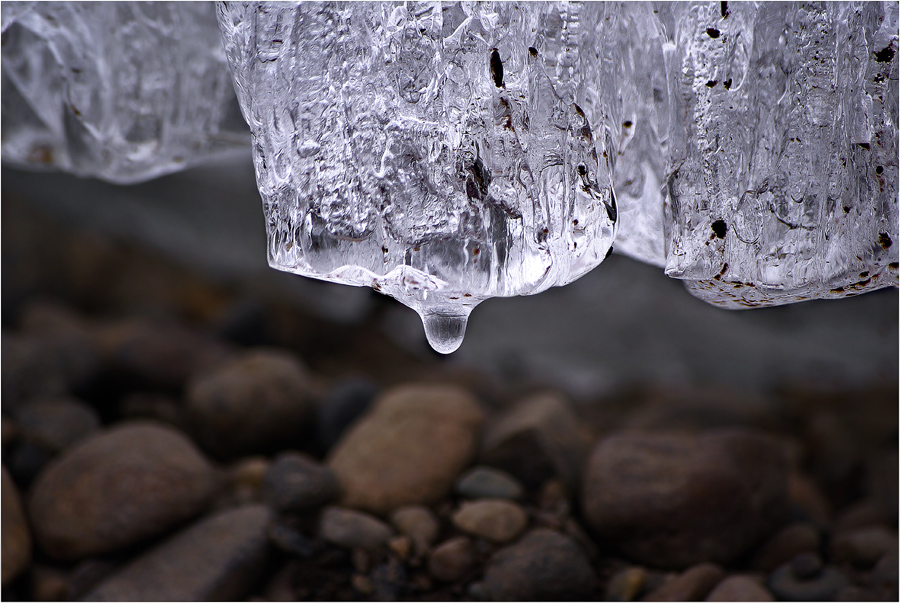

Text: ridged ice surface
xmin=662 ymin=1 xmax=899 ymax=307
xmin=218 ymin=2 xmax=619 ymax=352
xmin=1 ymin=2 xmax=248 ymax=184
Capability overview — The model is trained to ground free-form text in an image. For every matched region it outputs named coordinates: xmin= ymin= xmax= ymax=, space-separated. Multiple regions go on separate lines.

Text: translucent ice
xmin=217 ymin=2 xmax=619 ymax=352
xmin=1 ymin=2 xmax=248 ymax=184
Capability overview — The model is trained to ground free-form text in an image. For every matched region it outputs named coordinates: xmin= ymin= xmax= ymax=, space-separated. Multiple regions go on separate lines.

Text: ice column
xmin=217 ymin=2 xmax=619 ymax=352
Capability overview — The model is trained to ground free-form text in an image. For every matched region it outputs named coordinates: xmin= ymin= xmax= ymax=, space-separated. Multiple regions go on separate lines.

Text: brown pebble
xmin=320 ymin=507 xmax=393 ymax=550
xmin=831 ymin=526 xmax=898 ymax=567
xmin=642 ymin=562 xmax=724 ymax=601
xmin=705 ymin=575 xmax=773 ymax=601
xmin=390 ymin=505 xmax=440 ymax=556
xmin=388 ymin=535 xmax=412 ymax=561
xmin=605 ymin=566 xmax=648 ymax=601
xmin=752 ymin=522 xmax=821 ymax=572
xmin=29 ymin=564 xmax=69 ymax=602
xmin=428 ymin=537 xmax=476 ymax=583
xmin=452 ymin=499 xmax=528 ymax=543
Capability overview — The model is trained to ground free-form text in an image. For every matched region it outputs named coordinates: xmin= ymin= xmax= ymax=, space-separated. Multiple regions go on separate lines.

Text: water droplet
xmin=422 ymin=311 xmax=469 ymax=354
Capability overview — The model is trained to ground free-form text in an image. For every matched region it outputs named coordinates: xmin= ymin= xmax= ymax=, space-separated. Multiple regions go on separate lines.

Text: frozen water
xmin=217 ymin=2 xmax=619 ymax=352
xmin=1 ymin=1 xmax=897 ymax=353
xmin=661 ymin=1 xmax=899 ymax=307
xmin=1 ymin=2 xmax=249 ymax=184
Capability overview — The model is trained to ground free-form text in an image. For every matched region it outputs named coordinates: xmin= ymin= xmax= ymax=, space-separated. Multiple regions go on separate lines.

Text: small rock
xmin=456 ymin=467 xmax=524 ymax=500
xmin=642 ymin=563 xmax=724 ymax=601
xmin=830 ymin=526 xmax=898 ymax=567
xmin=328 ymin=384 xmax=485 ymax=515
xmin=605 ymin=566 xmax=647 ymax=602
xmin=390 ymin=506 xmax=441 ymax=556
xmin=30 ymin=563 xmax=69 ymax=602
xmin=767 ymin=555 xmax=850 ymax=602
xmin=317 ymin=378 xmax=378 ymax=451
xmin=481 ymin=528 xmax=596 ymax=600
xmin=84 ymin=505 xmax=271 ymax=602
xmin=582 ymin=429 xmax=788 ymax=569
xmin=229 ymin=456 xmax=271 ymax=503
xmin=14 ymin=396 xmax=100 ymax=453
xmin=320 ymin=507 xmax=393 ymax=550
xmin=263 ymin=452 xmax=340 ymax=512
xmin=868 ymin=552 xmax=898 ymax=600
xmin=429 ymin=537 xmax=476 ymax=583
xmin=452 ymin=499 xmax=528 ymax=544
xmin=388 ymin=535 xmax=412 ymax=561
xmin=28 ymin=422 xmax=218 ymax=560
xmin=98 ymin=320 xmax=233 ymax=391
xmin=2 ymin=467 xmax=32 ymax=585
xmin=705 ymin=576 xmax=773 ymax=602
xmin=186 ymin=350 xmax=317 ymax=459
xmin=752 ymin=522 xmax=821 ymax=572
xmin=480 ymin=392 xmax=590 ymax=491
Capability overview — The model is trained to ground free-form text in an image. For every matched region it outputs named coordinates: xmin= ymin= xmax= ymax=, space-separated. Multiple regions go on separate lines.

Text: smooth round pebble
xmin=452 ymin=499 xmax=528 ymax=544
xmin=429 ymin=537 xmax=476 ymax=583
xmin=456 ymin=466 xmax=524 ymax=500
xmin=28 ymin=422 xmax=218 ymax=560
xmin=642 ymin=563 xmax=724 ymax=601
xmin=320 ymin=507 xmax=393 ymax=550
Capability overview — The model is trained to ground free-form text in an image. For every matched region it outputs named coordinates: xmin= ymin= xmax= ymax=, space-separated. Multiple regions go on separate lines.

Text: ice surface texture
xmin=217 ymin=2 xmax=619 ymax=352
xmin=1 ymin=2 xmax=249 ymax=184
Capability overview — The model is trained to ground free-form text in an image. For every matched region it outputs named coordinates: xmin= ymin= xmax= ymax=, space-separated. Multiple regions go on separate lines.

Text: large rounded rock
xmin=84 ymin=505 xmax=271 ymax=602
xmin=2 ymin=467 xmax=32 ymax=585
xmin=582 ymin=429 xmax=788 ymax=569
xmin=327 ymin=384 xmax=485 ymax=516
xmin=481 ymin=529 xmax=596 ymax=601
xmin=28 ymin=422 xmax=218 ymax=560
xmin=186 ymin=350 xmax=317 ymax=459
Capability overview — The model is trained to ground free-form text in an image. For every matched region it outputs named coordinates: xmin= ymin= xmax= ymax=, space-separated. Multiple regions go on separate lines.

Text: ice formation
xmin=1 ymin=2 xmax=248 ymax=183
xmin=1 ymin=2 xmax=897 ymax=353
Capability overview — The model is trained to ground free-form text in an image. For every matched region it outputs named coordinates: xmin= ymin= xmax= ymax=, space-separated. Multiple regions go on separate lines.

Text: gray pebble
xmin=319 ymin=507 xmax=393 ymax=550
xmin=263 ymin=452 xmax=340 ymax=512
xmin=456 ymin=466 xmax=524 ymax=500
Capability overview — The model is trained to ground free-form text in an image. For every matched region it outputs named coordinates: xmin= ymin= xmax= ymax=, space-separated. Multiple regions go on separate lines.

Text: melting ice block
xmin=217 ymin=2 xmax=619 ymax=352
xmin=1 ymin=2 xmax=248 ymax=184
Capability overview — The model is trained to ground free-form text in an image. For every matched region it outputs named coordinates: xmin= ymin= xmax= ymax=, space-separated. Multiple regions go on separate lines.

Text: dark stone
xmin=752 ymin=522 xmax=821 ymax=572
xmin=456 ymin=466 xmax=524 ymax=500
xmin=481 ymin=528 xmax=596 ymax=601
xmin=767 ymin=556 xmax=850 ymax=602
xmin=429 ymin=537 xmax=477 ymax=583
xmin=642 ymin=563 xmax=723 ymax=601
xmin=84 ymin=505 xmax=272 ymax=602
xmin=582 ymin=429 xmax=788 ymax=569
xmin=14 ymin=396 xmax=100 ymax=453
xmin=263 ymin=452 xmax=340 ymax=512
xmin=317 ymin=378 xmax=378 ymax=451
xmin=706 ymin=576 xmax=774 ymax=602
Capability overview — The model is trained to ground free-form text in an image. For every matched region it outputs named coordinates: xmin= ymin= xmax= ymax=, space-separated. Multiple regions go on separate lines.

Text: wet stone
xmin=428 ymin=537 xmax=477 ymax=583
xmin=452 ymin=499 xmax=528 ymax=544
xmin=27 ymin=422 xmax=218 ymax=560
xmin=84 ymin=505 xmax=272 ymax=602
xmin=456 ymin=466 xmax=524 ymax=501
xmin=319 ymin=507 xmax=393 ymax=550
xmin=262 ymin=451 xmax=340 ymax=512
xmin=481 ymin=528 xmax=596 ymax=601
xmin=767 ymin=554 xmax=850 ymax=602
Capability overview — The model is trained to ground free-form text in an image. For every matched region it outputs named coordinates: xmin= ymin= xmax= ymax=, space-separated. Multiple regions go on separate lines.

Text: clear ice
xmin=1 ymin=2 xmax=897 ymax=353
xmin=1 ymin=2 xmax=249 ymax=184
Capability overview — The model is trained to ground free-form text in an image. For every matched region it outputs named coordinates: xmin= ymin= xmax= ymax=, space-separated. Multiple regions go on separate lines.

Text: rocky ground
xmin=2 ymin=197 xmax=898 ymax=602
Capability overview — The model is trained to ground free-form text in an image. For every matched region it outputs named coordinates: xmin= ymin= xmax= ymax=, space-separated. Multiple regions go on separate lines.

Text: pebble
xmin=428 ymin=537 xmax=476 ymax=583
xmin=835 ymin=499 xmax=890 ymax=532
xmin=456 ymin=466 xmax=524 ymax=501
xmin=388 ymin=535 xmax=412 ymax=561
xmin=327 ymin=384 xmax=484 ymax=515
xmin=14 ymin=396 xmax=100 ymax=453
xmin=605 ymin=566 xmax=648 ymax=602
xmin=263 ymin=452 xmax=340 ymax=512
xmin=267 ymin=520 xmax=314 ymax=557
xmin=319 ymin=507 xmax=393 ymax=550
xmin=390 ymin=505 xmax=441 ymax=556
xmin=2 ymin=467 xmax=32 ymax=585
xmin=84 ymin=505 xmax=272 ymax=602
xmin=452 ymin=499 xmax=528 ymax=544
xmin=767 ymin=554 xmax=850 ymax=601
xmin=186 ymin=349 xmax=317 ymax=459
xmin=480 ymin=392 xmax=589 ymax=491
xmin=481 ymin=528 xmax=596 ymax=600
xmin=705 ymin=576 xmax=773 ymax=602
xmin=28 ymin=421 xmax=218 ymax=560
xmin=316 ymin=378 xmax=378 ymax=451
xmin=752 ymin=522 xmax=821 ymax=572
xmin=642 ymin=563 xmax=724 ymax=601
xmin=830 ymin=526 xmax=898 ymax=567
xmin=582 ymin=429 xmax=788 ymax=569
xmin=29 ymin=563 xmax=69 ymax=601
